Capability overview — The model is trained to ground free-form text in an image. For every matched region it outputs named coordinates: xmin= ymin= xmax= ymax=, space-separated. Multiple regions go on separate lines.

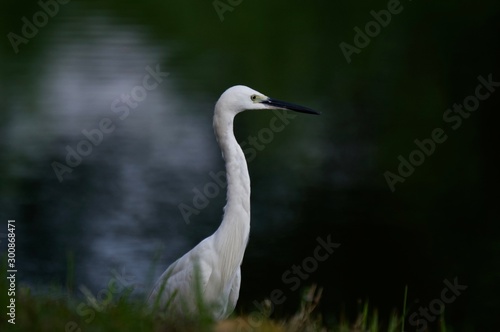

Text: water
xmin=1 ymin=1 xmax=499 ymax=329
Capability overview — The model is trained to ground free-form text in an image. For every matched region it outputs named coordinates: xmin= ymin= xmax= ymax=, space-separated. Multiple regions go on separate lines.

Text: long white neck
xmin=212 ymin=108 xmax=251 ymax=275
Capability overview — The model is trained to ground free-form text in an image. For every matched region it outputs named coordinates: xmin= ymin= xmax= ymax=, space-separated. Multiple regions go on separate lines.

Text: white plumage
xmin=148 ymin=85 xmax=318 ymax=320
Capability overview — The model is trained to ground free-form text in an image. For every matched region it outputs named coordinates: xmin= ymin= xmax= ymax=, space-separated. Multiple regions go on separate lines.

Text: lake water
xmin=1 ymin=1 xmax=499 ymax=329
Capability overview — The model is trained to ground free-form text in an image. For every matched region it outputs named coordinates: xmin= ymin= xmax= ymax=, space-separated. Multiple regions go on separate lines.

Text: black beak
xmin=261 ymin=98 xmax=320 ymax=115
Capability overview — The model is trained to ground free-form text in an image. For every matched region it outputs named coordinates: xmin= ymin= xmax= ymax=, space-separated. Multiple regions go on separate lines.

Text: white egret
xmin=148 ymin=85 xmax=319 ymax=320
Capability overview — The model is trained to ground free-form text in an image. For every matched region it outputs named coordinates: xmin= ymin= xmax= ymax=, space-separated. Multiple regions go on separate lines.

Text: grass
xmin=0 ymin=258 xmax=450 ymax=332
xmin=0 ymin=284 xmax=440 ymax=332
xmin=0 ymin=285 xmax=391 ymax=332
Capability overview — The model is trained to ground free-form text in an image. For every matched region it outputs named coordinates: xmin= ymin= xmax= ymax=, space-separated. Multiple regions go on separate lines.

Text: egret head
xmin=215 ymin=85 xmax=320 ymax=116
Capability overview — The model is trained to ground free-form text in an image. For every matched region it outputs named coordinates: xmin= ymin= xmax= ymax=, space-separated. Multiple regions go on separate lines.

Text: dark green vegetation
xmin=0 ymin=262 xmax=448 ymax=332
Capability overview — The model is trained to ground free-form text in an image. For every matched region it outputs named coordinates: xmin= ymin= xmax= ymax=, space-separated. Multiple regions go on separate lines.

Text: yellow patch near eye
xmin=250 ymin=94 xmax=263 ymax=103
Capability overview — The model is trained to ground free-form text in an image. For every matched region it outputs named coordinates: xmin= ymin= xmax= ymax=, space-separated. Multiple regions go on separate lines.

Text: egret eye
xmin=250 ymin=94 xmax=258 ymax=102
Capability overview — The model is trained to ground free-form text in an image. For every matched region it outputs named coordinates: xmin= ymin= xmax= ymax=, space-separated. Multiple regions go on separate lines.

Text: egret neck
xmin=212 ymin=108 xmax=251 ymax=280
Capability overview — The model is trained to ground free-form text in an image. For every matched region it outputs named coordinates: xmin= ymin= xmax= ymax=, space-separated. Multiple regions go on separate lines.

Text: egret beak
xmin=261 ymin=98 xmax=320 ymax=115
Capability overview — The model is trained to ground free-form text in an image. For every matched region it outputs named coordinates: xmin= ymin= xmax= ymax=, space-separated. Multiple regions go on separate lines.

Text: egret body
xmin=148 ymin=85 xmax=319 ymax=320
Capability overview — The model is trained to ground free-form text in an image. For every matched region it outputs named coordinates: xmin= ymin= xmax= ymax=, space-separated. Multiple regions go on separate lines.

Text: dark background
xmin=1 ymin=0 xmax=499 ymax=330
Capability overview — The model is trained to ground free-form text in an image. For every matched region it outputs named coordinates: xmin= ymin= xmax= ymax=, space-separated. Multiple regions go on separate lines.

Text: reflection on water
xmin=3 ymin=13 xmax=222 ymax=291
